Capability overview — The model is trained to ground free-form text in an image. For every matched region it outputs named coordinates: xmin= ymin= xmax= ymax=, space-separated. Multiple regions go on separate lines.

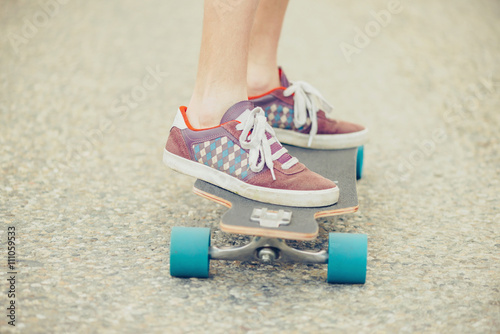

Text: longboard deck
xmin=193 ymin=146 xmax=359 ymax=241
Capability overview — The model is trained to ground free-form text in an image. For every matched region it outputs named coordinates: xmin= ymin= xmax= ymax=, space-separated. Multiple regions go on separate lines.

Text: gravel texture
xmin=1 ymin=0 xmax=499 ymax=333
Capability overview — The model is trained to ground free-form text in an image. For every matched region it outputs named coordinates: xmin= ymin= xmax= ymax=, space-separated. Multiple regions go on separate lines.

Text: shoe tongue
xmin=220 ymin=101 xmax=255 ymax=124
xmin=278 ymin=67 xmax=290 ymax=87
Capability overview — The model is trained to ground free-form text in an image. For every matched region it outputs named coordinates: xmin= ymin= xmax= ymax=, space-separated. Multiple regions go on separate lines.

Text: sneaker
xmin=163 ymin=101 xmax=339 ymax=207
xmin=249 ymin=68 xmax=368 ymax=149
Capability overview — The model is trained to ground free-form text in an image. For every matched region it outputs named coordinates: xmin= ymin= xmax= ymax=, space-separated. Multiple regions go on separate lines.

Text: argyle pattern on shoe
xmin=264 ymin=103 xmax=311 ymax=131
xmin=193 ymin=136 xmax=249 ymax=179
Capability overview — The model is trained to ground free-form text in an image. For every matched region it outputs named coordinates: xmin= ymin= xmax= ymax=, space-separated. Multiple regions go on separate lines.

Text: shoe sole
xmin=163 ymin=149 xmax=339 ymax=207
xmin=274 ymin=128 xmax=369 ymax=149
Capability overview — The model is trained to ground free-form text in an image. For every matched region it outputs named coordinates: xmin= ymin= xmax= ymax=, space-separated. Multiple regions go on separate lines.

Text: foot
xmin=249 ymin=68 xmax=368 ymax=149
xmin=163 ymin=101 xmax=339 ymax=207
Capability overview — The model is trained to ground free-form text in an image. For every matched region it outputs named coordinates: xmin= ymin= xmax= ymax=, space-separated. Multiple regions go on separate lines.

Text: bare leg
xmin=187 ymin=0 xmax=259 ymax=129
xmin=247 ymin=0 xmax=289 ymax=96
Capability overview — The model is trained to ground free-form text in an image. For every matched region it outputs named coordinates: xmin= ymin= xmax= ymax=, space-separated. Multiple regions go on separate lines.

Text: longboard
xmin=193 ymin=146 xmax=359 ymax=240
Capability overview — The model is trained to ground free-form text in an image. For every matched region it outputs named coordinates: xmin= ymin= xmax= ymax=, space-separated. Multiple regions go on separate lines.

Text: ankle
xmin=187 ymin=93 xmax=247 ymax=129
xmin=247 ymin=64 xmax=281 ymax=97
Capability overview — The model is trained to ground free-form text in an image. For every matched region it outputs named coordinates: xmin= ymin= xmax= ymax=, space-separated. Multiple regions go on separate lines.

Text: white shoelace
xmin=283 ymin=81 xmax=334 ymax=147
xmin=236 ymin=107 xmax=298 ymax=180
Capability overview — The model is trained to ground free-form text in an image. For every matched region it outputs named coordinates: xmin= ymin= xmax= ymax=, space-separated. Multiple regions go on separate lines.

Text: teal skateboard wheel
xmin=170 ymin=227 xmax=211 ymax=278
xmin=356 ymin=145 xmax=364 ymax=180
xmin=327 ymin=233 xmax=367 ymax=284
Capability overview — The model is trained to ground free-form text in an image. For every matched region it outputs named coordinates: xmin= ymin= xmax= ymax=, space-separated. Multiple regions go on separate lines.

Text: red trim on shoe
xmin=179 ymin=106 xmax=240 ymax=131
xmin=248 ymin=87 xmax=288 ymax=100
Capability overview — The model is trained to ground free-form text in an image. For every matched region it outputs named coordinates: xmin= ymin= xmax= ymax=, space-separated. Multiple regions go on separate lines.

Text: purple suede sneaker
xmin=163 ymin=101 xmax=339 ymax=207
xmin=249 ymin=68 xmax=368 ymax=149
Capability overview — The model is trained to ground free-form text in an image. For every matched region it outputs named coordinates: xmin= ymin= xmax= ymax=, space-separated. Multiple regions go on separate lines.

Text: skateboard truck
xmin=209 ymin=237 xmax=328 ymax=264
xmin=250 ymin=208 xmax=292 ymax=228
xmin=170 ymin=227 xmax=367 ymax=284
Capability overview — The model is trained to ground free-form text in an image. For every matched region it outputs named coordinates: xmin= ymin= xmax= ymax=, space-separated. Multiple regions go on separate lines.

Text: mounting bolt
xmin=258 ymin=248 xmax=277 ymax=263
